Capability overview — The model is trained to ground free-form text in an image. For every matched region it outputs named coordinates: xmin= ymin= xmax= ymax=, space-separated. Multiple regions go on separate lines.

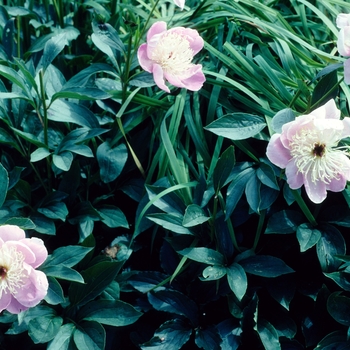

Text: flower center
xmin=290 ymin=128 xmax=346 ymax=184
xmin=151 ymin=32 xmax=194 ymax=76
xmin=0 ymin=245 xmax=26 ymax=298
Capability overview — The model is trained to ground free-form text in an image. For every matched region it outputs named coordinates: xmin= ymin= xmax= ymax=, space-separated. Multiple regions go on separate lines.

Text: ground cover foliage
xmin=1 ymin=0 xmax=350 ymax=349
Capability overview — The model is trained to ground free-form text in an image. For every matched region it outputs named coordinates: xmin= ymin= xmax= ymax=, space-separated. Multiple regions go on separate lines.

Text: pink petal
xmin=6 ymin=241 xmax=36 ymax=265
xmin=326 ymin=174 xmax=347 ymax=192
xmin=344 ymin=58 xmax=350 ymax=84
xmin=153 ymin=64 xmax=170 ymax=92
xmin=147 ymin=21 xmax=167 ymax=42
xmin=173 ymin=0 xmax=185 ymax=10
xmin=6 ymin=296 xmax=28 ymax=314
xmin=322 ymin=99 xmax=340 ymax=119
xmin=266 ymin=133 xmax=291 ymax=168
xmin=342 ymin=117 xmax=350 ymax=138
xmin=181 ymin=66 xmax=206 ymax=91
xmin=169 ymin=27 xmax=204 ymax=54
xmin=0 ymin=291 xmax=12 ymax=313
xmin=338 ymin=27 xmax=350 ymax=57
xmin=304 ymin=173 xmax=327 ymax=204
xmin=0 ymin=225 xmax=25 ymax=242
xmin=14 ymin=267 xmax=48 ymax=308
xmin=164 ymin=71 xmax=185 ymax=89
xmin=285 ymin=161 xmax=304 ymax=189
xmin=20 ymin=237 xmax=48 ymax=268
xmin=337 ymin=14 xmax=350 ymax=28
xmin=137 ymin=43 xmax=153 ymax=73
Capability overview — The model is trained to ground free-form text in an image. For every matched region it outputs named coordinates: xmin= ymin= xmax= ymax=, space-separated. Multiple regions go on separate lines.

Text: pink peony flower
xmin=173 ymin=0 xmax=185 ymax=10
xmin=266 ymin=99 xmax=350 ymax=204
xmin=0 ymin=225 xmax=48 ymax=314
xmin=337 ymin=25 xmax=350 ymax=57
xmin=336 ymin=13 xmax=350 ymax=28
xmin=137 ymin=21 xmax=205 ymax=93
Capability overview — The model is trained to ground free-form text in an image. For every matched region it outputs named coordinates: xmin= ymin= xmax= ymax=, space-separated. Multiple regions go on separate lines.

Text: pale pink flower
xmin=337 ymin=25 xmax=350 ymax=57
xmin=137 ymin=21 xmax=205 ymax=93
xmin=266 ymin=99 xmax=350 ymax=204
xmin=336 ymin=13 xmax=350 ymax=28
xmin=0 ymin=225 xmax=48 ymax=314
xmin=173 ymin=0 xmax=185 ymax=10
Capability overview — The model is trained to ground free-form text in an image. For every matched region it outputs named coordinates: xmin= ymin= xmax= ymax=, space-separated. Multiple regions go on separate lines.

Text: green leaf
xmin=52 ymin=87 xmax=110 ymax=102
xmin=195 ymin=327 xmax=221 ymax=350
xmin=178 ymin=247 xmax=225 ymax=266
xmin=96 ymin=205 xmax=129 ymax=228
xmin=52 ymin=151 xmax=73 ymax=171
xmin=79 ymin=300 xmax=142 ymax=326
xmin=30 ymin=213 xmax=56 ymax=235
xmin=317 ymin=224 xmax=346 ymax=273
xmin=213 ymin=145 xmax=235 ymax=191
xmin=205 ymin=113 xmax=266 ymax=140
xmin=73 ymin=321 xmax=105 ymax=350
xmin=28 ymin=316 xmax=63 ymax=344
xmin=201 ymin=265 xmax=227 ymax=281
xmin=38 ymin=201 xmax=69 ymax=221
xmin=45 ymin=277 xmax=65 ymax=305
xmin=265 ymin=210 xmax=304 ymax=234
xmin=296 ymin=223 xmax=321 ymax=252
xmin=256 ymin=163 xmax=279 ymax=190
xmin=43 ymin=245 xmax=92 ymax=268
xmin=69 ymin=260 xmax=124 ymax=308
xmin=0 ymin=163 xmax=9 ymax=208
xmin=42 ymin=265 xmax=84 ymax=283
xmin=226 ymin=263 xmax=247 ymax=301
xmin=48 ymin=100 xmax=100 ymax=128
xmin=239 ymin=255 xmax=294 ymax=278
xmin=327 ymin=292 xmax=350 ymax=326
xmin=257 ymin=320 xmax=281 ymax=350
xmin=147 ymin=213 xmax=193 ymax=235
xmin=30 ymin=147 xmax=51 ymax=162
xmin=47 ymin=323 xmax=75 ymax=350
xmin=271 ymin=108 xmax=295 ymax=133
xmin=141 ymin=319 xmax=192 ymax=350
xmin=182 ymin=204 xmax=210 ymax=227
xmin=96 ymin=142 xmax=128 ymax=183
xmin=311 ymin=70 xmax=338 ymax=109
xmin=148 ymin=290 xmax=198 ymax=326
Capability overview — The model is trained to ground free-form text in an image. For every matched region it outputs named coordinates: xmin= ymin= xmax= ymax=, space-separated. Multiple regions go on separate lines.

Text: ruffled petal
xmin=173 ymin=0 xmax=185 ymax=10
xmin=137 ymin=43 xmax=154 ymax=73
xmin=6 ymin=296 xmax=28 ymax=314
xmin=338 ymin=27 xmax=350 ymax=57
xmin=147 ymin=21 xmax=167 ymax=42
xmin=0 ymin=290 xmax=12 ymax=313
xmin=304 ymin=172 xmax=327 ymax=204
xmin=344 ymin=58 xmax=350 ymax=85
xmin=285 ymin=161 xmax=304 ymax=189
xmin=153 ymin=64 xmax=170 ymax=92
xmin=326 ymin=174 xmax=347 ymax=192
xmin=0 ymin=225 xmax=25 ymax=242
xmin=169 ymin=27 xmax=203 ymax=54
xmin=20 ymin=237 xmax=48 ymax=268
xmin=14 ymin=267 xmax=48 ymax=308
xmin=337 ymin=14 xmax=350 ymax=28
xmin=181 ymin=65 xmax=205 ymax=91
xmin=5 ymin=241 xmax=36 ymax=265
xmin=266 ymin=133 xmax=291 ymax=168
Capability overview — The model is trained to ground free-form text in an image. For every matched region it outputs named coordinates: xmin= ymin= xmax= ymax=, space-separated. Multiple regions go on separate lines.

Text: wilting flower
xmin=266 ymin=99 xmax=350 ymax=204
xmin=137 ymin=21 xmax=205 ymax=93
xmin=0 ymin=225 xmax=48 ymax=314
xmin=173 ymin=0 xmax=185 ymax=10
xmin=337 ymin=13 xmax=350 ymax=83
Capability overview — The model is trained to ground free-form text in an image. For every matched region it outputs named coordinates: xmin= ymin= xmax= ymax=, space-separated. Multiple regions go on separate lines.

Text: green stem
xmin=16 ymin=16 xmax=20 ymax=58
xmin=291 ymin=189 xmax=317 ymax=226
xmin=252 ymin=210 xmax=266 ymax=252
xmin=217 ymin=192 xmax=241 ymax=252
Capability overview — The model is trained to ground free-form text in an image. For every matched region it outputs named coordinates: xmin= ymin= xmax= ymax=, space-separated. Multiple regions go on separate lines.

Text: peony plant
xmin=0 ymin=225 xmax=48 ymax=314
xmin=137 ymin=21 xmax=205 ymax=93
xmin=267 ymin=99 xmax=350 ymax=203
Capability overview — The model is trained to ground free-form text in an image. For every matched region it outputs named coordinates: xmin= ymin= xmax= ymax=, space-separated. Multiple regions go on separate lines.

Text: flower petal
xmin=0 ymin=225 xmax=25 ymax=242
xmin=304 ymin=173 xmax=327 ymax=204
xmin=173 ymin=0 xmax=185 ymax=10
xmin=181 ymin=65 xmax=206 ymax=91
xmin=344 ymin=58 xmax=350 ymax=85
xmin=14 ymin=267 xmax=48 ymax=308
xmin=147 ymin=21 xmax=167 ymax=42
xmin=285 ymin=161 xmax=304 ymax=189
xmin=337 ymin=14 xmax=350 ymax=28
xmin=0 ymin=291 xmax=12 ymax=313
xmin=338 ymin=27 xmax=350 ymax=57
xmin=137 ymin=43 xmax=153 ymax=73
xmin=6 ymin=296 xmax=29 ymax=314
xmin=266 ymin=133 xmax=291 ymax=168
xmin=153 ymin=64 xmax=170 ymax=92
xmin=20 ymin=237 xmax=48 ymax=268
